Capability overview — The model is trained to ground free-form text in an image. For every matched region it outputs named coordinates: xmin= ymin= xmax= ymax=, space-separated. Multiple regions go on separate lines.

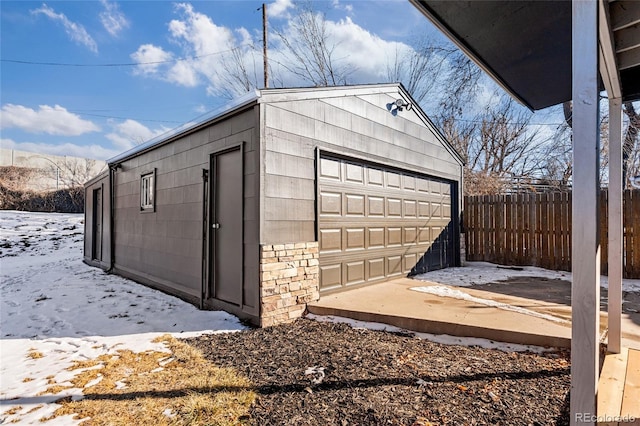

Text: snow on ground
xmin=413 ymin=261 xmax=640 ymax=292
xmin=3 ymin=211 xmax=636 ymax=423
xmin=0 ymin=211 xmax=245 ymax=425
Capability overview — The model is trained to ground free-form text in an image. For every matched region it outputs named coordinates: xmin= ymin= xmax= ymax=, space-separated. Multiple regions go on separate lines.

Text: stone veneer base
xmin=259 ymin=242 xmax=319 ymax=327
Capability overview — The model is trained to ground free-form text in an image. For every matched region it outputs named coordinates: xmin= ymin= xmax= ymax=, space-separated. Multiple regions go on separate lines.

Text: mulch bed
xmin=184 ymin=318 xmax=570 ymax=425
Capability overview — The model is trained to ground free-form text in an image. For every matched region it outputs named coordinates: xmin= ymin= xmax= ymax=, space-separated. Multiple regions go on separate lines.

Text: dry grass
xmin=22 ymin=377 xmax=34 ymax=383
xmin=26 ymin=405 xmax=43 ymax=414
xmin=2 ymin=406 xmax=22 ymax=416
xmin=27 ymin=350 xmax=44 ymax=360
xmin=39 ymin=335 xmax=255 ymax=425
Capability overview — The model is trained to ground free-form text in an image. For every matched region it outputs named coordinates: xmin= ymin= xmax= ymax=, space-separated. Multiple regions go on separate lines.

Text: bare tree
xmin=541 ymin=120 xmax=573 ymax=188
xmin=0 ymin=166 xmax=38 ymax=192
xmin=438 ymin=93 xmax=548 ymax=195
xmin=213 ymin=1 xmax=350 ymax=98
xmin=439 ymin=52 xmax=483 ymax=118
xmin=623 ymin=102 xmax=640 ymax=187
xmin=273 ymin=1 xmax=353 ymax=86
xmin=475 ymin=98 xmax=544 ymax=177
xmin=60 ymin=158 xmax=103 ymax=187
xmin=385 ymin=36 xmax=450 ymax=104
xmin=548 ymin=100 xmax=640 ymax=188
xmin=388 ymin=37 xmax=529 ymax=195
xmin=384 ymin=31 xmax=482 ymax=112
xmin=439 ymin=113 xmax=477 ymax=166
xmin=215 ymin=46 xmax=261 ymax=99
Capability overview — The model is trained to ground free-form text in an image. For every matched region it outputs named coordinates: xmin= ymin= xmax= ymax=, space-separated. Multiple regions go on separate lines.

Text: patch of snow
xmin=410 ymin=285 xmax=570 ymax=324
xmin=84 ymin=375 xmax=103 ymax=388
xmin=307 ymin=314 xmax=554 ymax=354
xmin=158 ymin=357 xmax=174 ymax=367
xmin=414 ymin=261 xmax=640 ymax=292
xmin=162 ymin=408 xmax=176 ymax=418
xmin=0 ymin=211 xmax=246 ymax=425
xmin=304 ymin=366 xmax=326 ymax=384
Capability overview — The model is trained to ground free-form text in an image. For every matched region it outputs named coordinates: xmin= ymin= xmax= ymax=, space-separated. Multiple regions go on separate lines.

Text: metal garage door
xmin=318 ymin=155 xmax=455 ymax=293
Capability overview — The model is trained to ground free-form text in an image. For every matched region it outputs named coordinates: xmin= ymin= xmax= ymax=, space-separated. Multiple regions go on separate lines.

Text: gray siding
xmin=85 ymin=84 xmax=462 ymax=325
xmin=260 ymin=90 xmax=463 ymax=244
xmin=112 ymin=106 xmax=260 ymax=320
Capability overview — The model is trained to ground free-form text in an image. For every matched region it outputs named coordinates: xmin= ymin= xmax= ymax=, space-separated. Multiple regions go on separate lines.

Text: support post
xmin=608 ymin=98 xmax=623 ymax=354
xmin=571 ymin=0 xmax=601 ymax=424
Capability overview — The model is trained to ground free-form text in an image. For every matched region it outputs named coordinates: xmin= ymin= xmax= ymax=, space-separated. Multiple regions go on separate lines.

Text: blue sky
xmin=1 ymin=0 xmax=442 ymax=160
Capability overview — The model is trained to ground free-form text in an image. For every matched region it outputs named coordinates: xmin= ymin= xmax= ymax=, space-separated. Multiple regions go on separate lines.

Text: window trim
xmin=140 ymin=169 xmax=156 ymax=212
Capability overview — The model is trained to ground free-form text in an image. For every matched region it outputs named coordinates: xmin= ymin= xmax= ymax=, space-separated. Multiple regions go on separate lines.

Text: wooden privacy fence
xmin=463 ymin=190 xmax=640 ymax=278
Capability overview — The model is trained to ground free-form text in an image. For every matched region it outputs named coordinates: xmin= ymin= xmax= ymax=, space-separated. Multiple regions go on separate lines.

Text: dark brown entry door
xmin=209 ymin=147 xmax=243 ymax=305
xmin=92 ymin=187 xmax=102 ymax=260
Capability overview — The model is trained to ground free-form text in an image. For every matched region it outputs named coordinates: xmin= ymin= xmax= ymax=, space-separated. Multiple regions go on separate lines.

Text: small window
xmin=140 ymin=170 xmax=155 ymax=211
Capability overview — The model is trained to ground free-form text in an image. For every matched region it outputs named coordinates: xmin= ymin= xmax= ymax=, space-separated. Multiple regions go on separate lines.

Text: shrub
xmin=0 ymin=185 xmax=85 ymax=213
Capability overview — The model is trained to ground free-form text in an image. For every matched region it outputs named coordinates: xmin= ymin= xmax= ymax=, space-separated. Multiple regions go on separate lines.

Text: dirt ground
xmin=185 ymin=319 xmax=571 ymax=425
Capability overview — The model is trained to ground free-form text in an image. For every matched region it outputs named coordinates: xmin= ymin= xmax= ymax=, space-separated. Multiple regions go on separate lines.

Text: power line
xmin=451 ymin=118 xmax=568 ymax=126
xmin=0 ymin=45 xmax=251 ymax=68
xmin=67 ymin=110 xmax=183 ymax=124
xmin=127 ymin=101 xmax=236 ymax=147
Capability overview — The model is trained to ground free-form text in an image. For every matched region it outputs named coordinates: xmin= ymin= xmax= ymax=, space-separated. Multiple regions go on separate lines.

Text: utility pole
xmin=262 ymin=3 xmax=268 ymax=88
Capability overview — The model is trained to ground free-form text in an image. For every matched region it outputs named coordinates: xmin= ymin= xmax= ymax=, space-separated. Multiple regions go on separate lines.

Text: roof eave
xmin=107 ymin=90 xmax=260 ymax=165
xmin=408 ymin=0 xmax=535 ymax=111
xmin=396 ymin=83 xmax=466 ymax=166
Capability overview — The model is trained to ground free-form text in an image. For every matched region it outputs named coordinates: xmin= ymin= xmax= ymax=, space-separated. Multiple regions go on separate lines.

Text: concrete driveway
xmin=308 ymin=276 xmax=640 ymax=350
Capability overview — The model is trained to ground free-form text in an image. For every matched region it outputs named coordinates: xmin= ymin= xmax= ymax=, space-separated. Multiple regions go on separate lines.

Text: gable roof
xmin=258 ymin=83 xmax=465 ymax=165
xmin=107 ymin=90 xmax=260 ymax=164
xmin=107 ymin=83 xmax=462 ymax=166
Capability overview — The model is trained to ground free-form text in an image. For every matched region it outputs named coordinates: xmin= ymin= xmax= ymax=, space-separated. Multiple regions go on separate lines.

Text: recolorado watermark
xmin=575 ymin=413 xmax=637 ymax=423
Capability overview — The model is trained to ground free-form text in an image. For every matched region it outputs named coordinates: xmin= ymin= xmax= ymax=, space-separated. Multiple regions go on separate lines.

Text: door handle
xmin=212 ymin=223 xmax=220 ymax=229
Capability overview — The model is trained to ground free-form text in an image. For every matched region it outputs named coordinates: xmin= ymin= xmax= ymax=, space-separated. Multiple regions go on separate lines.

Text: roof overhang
xmin=409 ymin=0 xmax=640 ymax=109
xmin=107 ymin=91 xmax=261 ymax=164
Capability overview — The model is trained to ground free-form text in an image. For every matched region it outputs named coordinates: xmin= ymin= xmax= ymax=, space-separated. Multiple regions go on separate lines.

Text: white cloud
xmin=130 ymin=3 xmax=418 ymax=97
xmin=99 ymin=0 xmax=129 ymax=37
xmin=131 ymin=44 xmax=173 ymax=75
xmin=332 ymin=0 xmax=353 ymax=14
xmin=269 ymin=0 xmax=294 ymax=19
xmin=166 ymin=60 xmax=199 ymax=86
xmin=168 ymin=3 xmax=235 ymax=52
xmin=235 ymin=27 xmax=252 ymax=46
xmin=31 ymin=3 xmax=98 ymax=53
xmin=1 ymin=138 xmax=117 ymax=161
xmin=325 ymin=17 xmax=406 ymax=81
xmin=269 ymin=15 xmax=409 ymax=84
xmin=105 ymin=119 xmax=170 ymax=151
xmin=131 ymin=3 xmax=254 ymax=95
xmin=1 ymin=104 xmax=101 ymax=136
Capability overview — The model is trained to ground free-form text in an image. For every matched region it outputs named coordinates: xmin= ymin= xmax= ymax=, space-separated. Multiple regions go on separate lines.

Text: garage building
xmin=84 ymin=83 xmax=464 ymax=326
